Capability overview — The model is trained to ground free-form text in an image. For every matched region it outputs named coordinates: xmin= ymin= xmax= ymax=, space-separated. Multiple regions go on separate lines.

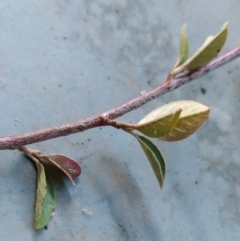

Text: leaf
xmin=34 ymin=176 xmax=56 ymax=229
xmin=159 ymin=100 xmax=210 ymax=141
xmin=135 ymin=134 xmax=165 ymax=188
xmin=136 ymin=108 xmax=181 ymax=138
xmin=34 ymin=161 xmax=56 ymax=229
xmin=182 ymin=23 xmax=228 ymax=71
xmin=38 ymin=155 xmax=81 ymax=185
xmin=173 ymin=25 xmax=189 ymax=69
xmin=34 ymin=161 xmax=47 ymax=229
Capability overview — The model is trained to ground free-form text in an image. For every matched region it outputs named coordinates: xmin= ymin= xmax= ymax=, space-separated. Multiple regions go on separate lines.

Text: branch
xmin=1 ymin=46 xmax=240 ymax=150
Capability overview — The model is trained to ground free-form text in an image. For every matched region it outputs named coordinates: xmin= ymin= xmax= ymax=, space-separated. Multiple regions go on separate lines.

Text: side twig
xmin=1 ymin=46 xmax=240 ymax=150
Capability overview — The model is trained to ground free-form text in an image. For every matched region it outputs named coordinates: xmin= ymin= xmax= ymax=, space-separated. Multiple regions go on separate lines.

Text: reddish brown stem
xmin=1 ymin=46 xmax=240 ymax=150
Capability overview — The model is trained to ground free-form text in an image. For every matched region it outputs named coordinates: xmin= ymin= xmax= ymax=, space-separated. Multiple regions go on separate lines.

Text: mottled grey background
xmin=0 ymin=1 xmax=240 ymax=240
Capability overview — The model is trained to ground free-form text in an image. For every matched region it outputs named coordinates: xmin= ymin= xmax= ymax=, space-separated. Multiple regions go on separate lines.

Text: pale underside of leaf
xmin=34 ymin=176 xmax=56 ymax=229
xmin=182 ymin=23 xmax=228 ymax=71
xmin=173 ymin=25 xmax=189 ymax=69
xmin=135 ymin=134 xmax=165 ymax=188
xmin=159 ymin=100 xmax=210 ymax=141
xmin=34 ymin=161 xmax=47 ymax=229
xmin=136 ymin=109 xmax=181 ymax=138
xmin=39 ymin=155 xmax=81 ymax=185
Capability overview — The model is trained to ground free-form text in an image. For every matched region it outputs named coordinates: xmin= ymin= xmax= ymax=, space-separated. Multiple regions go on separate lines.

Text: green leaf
xmin=173 ymin=25 xmax=189 ymax=69
xmin=34 ymin=161 xmax=56 ymax=229
xmin=135 ymin=134 xmax=165 ymax=188
xmin=159 ymin=100 xmax=210 ymax=141
xmin=136 ymin=108 xmax=181 ymax=138
xmin=34 ymin=176 xmax=56 ymax=229
xmin=34 ymin=161 xmax=47 ymax=229
xmin=182 ymin=23 xmax=228 ymax=71
xmin=38 ymin=155 xmax=81 ymax=185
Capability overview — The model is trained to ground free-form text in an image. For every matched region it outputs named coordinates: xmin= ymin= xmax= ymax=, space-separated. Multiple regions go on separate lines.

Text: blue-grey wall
xmin=0 ymin=1 xmax=240 ymax=240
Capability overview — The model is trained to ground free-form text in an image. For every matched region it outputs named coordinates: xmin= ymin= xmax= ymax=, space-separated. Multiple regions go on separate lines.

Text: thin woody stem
xmin=0 ymin=46 xmax=240 ymax=150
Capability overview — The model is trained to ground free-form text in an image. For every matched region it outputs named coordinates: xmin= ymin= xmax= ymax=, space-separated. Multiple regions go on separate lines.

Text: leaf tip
xmin=181 ymin=24 xmax=187 ymax=31
xmin=223 ymin=22 xmax=228 ymax=28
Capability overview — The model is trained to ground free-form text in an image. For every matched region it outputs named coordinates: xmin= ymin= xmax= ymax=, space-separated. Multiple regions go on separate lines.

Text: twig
xmin=1 ymin=46 xmax=240 ymax=150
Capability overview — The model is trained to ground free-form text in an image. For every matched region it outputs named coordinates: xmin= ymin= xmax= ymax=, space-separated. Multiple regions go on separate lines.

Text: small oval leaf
xmin=183 ymin=23 xmax=228 ymax=71
xmin=136 ymin=108 xmax=181 ymax=138
xmin=135 ymin=134 xmax=165 ymax=188
xmin=159 ymin=101 xmax=210 ymax=141
xmin=34 ymin=176 xmax=56 ymax=229
xmin=173 ymin=25 xmax=189 ymax=69
xmin=39 ymin=155 xmax=81 ymax=185
xmin=34 ymin=161 xmax=47 ymax=228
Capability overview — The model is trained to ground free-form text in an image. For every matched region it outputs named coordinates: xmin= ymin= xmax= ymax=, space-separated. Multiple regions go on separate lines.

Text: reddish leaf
xmin=38 ymin=155 xmax=81 ymax=185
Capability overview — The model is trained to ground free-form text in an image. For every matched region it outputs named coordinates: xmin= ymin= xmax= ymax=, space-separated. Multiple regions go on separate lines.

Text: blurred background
xmin=0 ymin=1 xmax=240 ymax=240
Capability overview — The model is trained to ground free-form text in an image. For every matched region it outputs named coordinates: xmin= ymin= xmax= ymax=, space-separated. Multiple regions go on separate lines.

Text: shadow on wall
xmin=88 ymin=154 xmax=161 ymax=241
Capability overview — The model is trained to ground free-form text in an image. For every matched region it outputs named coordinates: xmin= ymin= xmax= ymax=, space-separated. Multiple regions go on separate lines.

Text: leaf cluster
xmin=171 ymin=24 xmax=228 ymax=76
xmin=121 ymin=24 xmax=228 ymax=188
xmin=118 ymin=101 xmax=210 ymax=188
xmin=24 ymin=149 xmax=81 ymax=229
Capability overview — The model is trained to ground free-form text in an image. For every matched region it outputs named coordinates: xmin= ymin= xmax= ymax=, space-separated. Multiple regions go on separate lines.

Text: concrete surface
xmin=0 ymin=1 xmax=240 ymax=240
